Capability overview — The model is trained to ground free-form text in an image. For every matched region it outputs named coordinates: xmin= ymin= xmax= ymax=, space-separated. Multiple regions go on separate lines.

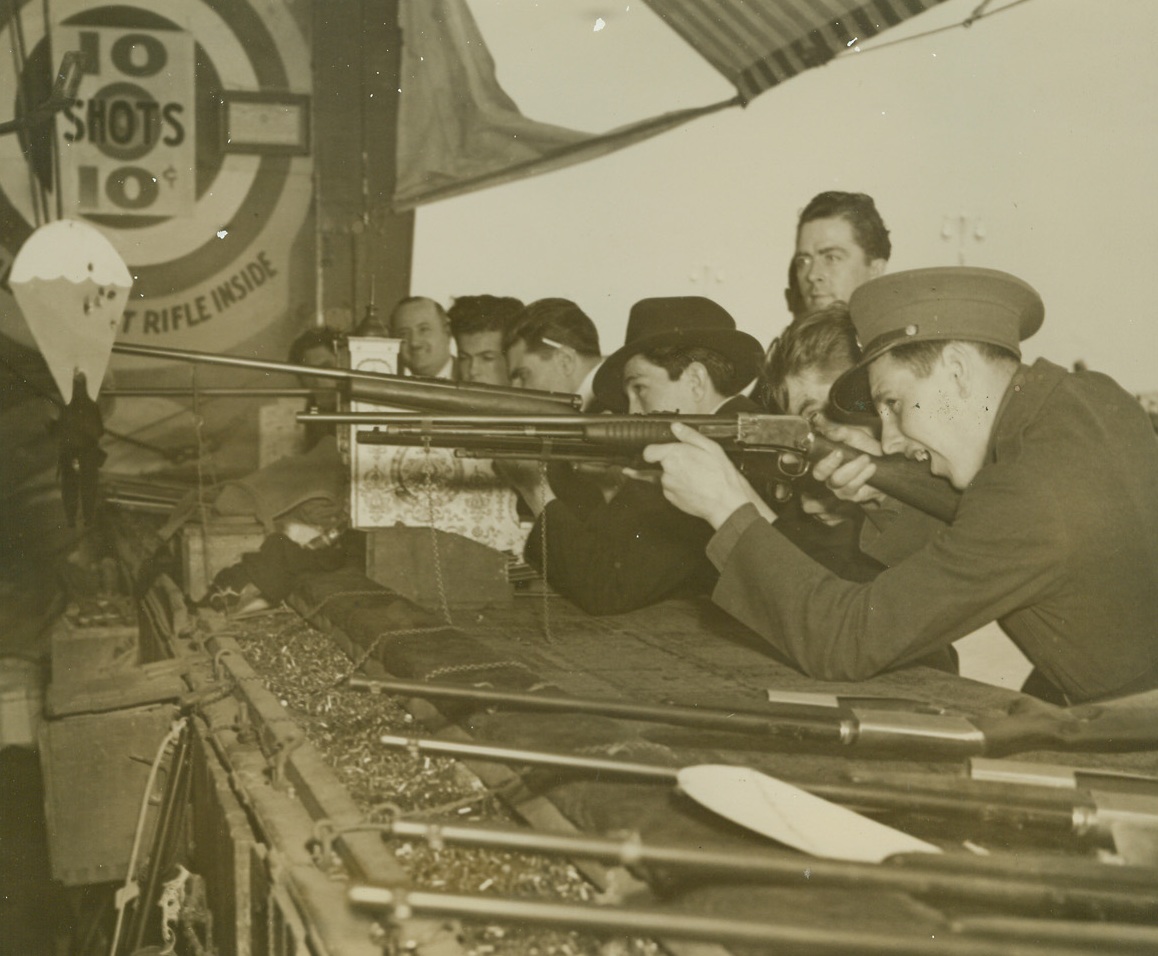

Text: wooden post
xmin=312 ymin=0 xmax=414 ymax=331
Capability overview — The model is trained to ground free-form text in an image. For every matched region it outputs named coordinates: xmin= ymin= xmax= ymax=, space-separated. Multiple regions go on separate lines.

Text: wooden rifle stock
xmin=808 ymin=433 xmax=959 ymax=523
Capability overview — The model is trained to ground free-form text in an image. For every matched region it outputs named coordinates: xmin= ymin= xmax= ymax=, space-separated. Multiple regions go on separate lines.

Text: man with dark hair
xmin=512 ymin=297 xmax=764 ymax=616
xmin=448 ymin=294 xmax=524 ymax=386
xmin=761 ymin=305 xmax=861 ymax=418
xmin=592 ymin=300 xmax=758 ymax=418
xmin=288 ymin=326 xmax=342 ymax=370
xmin=288 ymin=326 xmax=343 ymax=448
xmin=645 ymin=268 xmax=1158 ymax=702
xmin=503 ymin=298 xmax=603 ymax=408
xmin=793 ymin=191 xmax=891 ymax=315
xmin=758 ymin=307 xmax=879 ymax=543
xmin=782 ymin=254 xmax=808 ymax=323
xmin=389 ymin=296 xmax=455 ymax=379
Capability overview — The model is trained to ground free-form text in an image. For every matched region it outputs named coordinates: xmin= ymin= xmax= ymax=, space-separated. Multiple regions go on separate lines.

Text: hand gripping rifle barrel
xmin=110 ymin=341 xmax=582 ymax=415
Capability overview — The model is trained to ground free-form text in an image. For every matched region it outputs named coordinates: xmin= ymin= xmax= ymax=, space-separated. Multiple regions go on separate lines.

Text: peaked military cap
xmin=831 ymin=266 xmax=1045 ymax=416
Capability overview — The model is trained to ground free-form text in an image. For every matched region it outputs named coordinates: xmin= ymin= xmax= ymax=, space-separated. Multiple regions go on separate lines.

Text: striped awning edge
xmin=644 ymin=0 xmax=950 ymax=102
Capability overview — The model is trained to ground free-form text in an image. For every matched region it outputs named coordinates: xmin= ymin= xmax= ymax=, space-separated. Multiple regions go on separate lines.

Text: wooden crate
xmin=50 ymin=616 xmax=139 ymax=686
xmin=179 ymin=517 xmax=267 ymax=600
xmin=40 ymin=704 xmax=178 ymax=885
xmin=0 ymin=658 xmax=43 ymax=749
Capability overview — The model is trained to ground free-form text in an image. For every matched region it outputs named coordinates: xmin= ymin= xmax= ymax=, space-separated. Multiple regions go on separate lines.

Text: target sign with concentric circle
xmin=0 ymin=0 xmax=313 ymax=354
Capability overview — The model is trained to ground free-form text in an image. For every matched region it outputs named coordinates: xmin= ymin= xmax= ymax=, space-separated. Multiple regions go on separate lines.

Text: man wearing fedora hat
xmin=516 ymin=296 xmax=765 ymax=616
xmin=590 ymin=297 xmax=765 ymax=416
xmin=645 ymin=267 xmax=1158 ymax=703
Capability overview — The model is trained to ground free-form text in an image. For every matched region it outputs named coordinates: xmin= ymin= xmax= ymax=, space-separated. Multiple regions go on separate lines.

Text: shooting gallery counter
xmin=46 ymin=516 xmax=1158 ymax=956
xmin=282 ymin=564 xmax=1158 ymax=954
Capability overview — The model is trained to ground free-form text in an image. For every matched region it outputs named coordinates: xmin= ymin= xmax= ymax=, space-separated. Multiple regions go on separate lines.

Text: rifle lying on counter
xmin=376 ymin=733 xmax=1158 ymax=864
xmin=331 ymin=816 xmax=1158 ymax=923
xmin=110 ymin=341 xmax=582 ymax=415
xmin=307 ymin=410 xmax=962 ymax=522
xmin=350 ymin=676 xmax=1158 ymax=759
xmin=348 ymin=887 xmax=1158 ymax=955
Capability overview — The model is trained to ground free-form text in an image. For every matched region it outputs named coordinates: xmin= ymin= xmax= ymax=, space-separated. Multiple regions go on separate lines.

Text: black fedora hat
xmin=592 ymin=296 xmax=763 ymax=412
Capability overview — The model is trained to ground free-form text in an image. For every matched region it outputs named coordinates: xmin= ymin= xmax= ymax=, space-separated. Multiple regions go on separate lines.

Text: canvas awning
xmin=394 ymin=0 xmax=951 ymax=210
xmin=647 ymin=0 xmax=948 ymax=102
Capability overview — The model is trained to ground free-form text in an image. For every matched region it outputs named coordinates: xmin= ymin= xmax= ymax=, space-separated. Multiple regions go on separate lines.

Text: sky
xmin=410 ymin=0 xmax=1158 ymax=393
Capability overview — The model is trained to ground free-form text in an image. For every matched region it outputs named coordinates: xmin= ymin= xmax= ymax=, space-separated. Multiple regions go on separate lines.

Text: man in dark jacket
xmin=513 ymin=297 xmax=764 ymax=615
xmin=503 ymin=298 xmax=604 ymax=410
xmin=644 ymin=268 xmax=1158 ymax=703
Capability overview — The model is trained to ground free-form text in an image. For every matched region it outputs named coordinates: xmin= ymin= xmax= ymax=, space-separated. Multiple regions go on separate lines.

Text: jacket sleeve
xmin=707 ymin=461 xmax=1065 ymax=680
xmin=858 ymin=500 xmax=946 ymax=568
xmin=524 ymin=480 xmax=716 ymax=616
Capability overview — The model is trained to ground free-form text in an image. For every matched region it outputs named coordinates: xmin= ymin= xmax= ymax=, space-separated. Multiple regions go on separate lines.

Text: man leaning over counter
xmin=643 ymin=267 xmax=1158 ymax=703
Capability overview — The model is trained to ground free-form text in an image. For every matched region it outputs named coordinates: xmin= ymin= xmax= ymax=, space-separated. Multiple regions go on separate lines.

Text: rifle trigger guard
xmin=776 ymin=451 xmax=809 ymax=479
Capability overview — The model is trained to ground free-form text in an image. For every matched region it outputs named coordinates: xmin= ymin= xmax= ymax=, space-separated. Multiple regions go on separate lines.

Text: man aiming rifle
xmin=643 ymin=267 xmax=1158 ymax=704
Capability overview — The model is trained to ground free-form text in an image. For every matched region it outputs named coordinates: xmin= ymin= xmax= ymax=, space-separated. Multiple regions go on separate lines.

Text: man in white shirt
xmin=389 ymin=296 xmax=455 ymax=380
xmin=503 ymin=298 xmax=603 ymax=409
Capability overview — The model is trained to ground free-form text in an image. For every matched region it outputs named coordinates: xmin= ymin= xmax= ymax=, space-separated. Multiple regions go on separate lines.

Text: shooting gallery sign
xmin=56 ymin=24 xmax=196 ymax=218
xmin=0 ymin=0 xmax=312 ymax=353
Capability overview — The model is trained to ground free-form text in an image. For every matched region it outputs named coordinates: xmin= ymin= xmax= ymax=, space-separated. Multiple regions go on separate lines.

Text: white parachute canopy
xmin=678 ymin=764 xmax=940 ymax=864
xmin=10 ymin=219 xmax=132 ymax=402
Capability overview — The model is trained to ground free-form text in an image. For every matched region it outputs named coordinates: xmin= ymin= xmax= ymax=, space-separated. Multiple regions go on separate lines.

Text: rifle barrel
xmin=302 ymin=412 xmax=722 ymax=429
xmin=359 ymin=679 xmax=998 ymax=762
xmin=111 ymin=341 xmax=581 ymax=414
xmin=106 ymin=387 xmax=319 ymax=398
xmin=352 ymin=675 xmax=844 ymax=742
xmin=375 ymin=734 xmax=1100 ymax=836
xmin=372 ymin=819 xmax=1156 ymax=921
xmin=348 ymin=886 xmax=1150 ymax=954
xmin=381 ymin=733 xmax=680 ymax=781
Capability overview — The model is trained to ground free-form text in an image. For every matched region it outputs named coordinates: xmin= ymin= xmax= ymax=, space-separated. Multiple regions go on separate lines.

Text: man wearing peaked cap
xmin=518 ymin=296 xmax=766 ymax=616
xmin=831 ymin=267 xmax=1045 ymax=421
xmin=643 ymin=267 xmax=1158 ymax=703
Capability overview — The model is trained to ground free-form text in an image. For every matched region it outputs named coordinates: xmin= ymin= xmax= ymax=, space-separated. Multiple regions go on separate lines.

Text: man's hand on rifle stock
xmin=640 ymin=423 xmax=773 ymax=529
xmin=810 ymin=419 xmax=889 ymax=508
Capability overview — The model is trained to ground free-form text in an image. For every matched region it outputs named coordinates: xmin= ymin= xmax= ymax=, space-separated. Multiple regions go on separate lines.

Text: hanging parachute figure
xmin=10 ymin=220 xmax=132 ymax=526
xmin=53 ymin=371 xmax=107 ymax=527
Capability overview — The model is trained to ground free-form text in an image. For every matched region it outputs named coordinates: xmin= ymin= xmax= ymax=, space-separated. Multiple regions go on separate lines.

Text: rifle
xmin=332 ymin=817 xmax=1158 ymax=922
xmin=357 ymin=677 xmax=1158 ymax=758
xmin=110 ymin=341 xmax=582 ymax=415
xmin=306 ymin=410 xmax=962 ymax=522
xmin=348 ymin=885 xmax=1158 ymax=954
xmin=374 ymin=732 xmax=1158 ymax=853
